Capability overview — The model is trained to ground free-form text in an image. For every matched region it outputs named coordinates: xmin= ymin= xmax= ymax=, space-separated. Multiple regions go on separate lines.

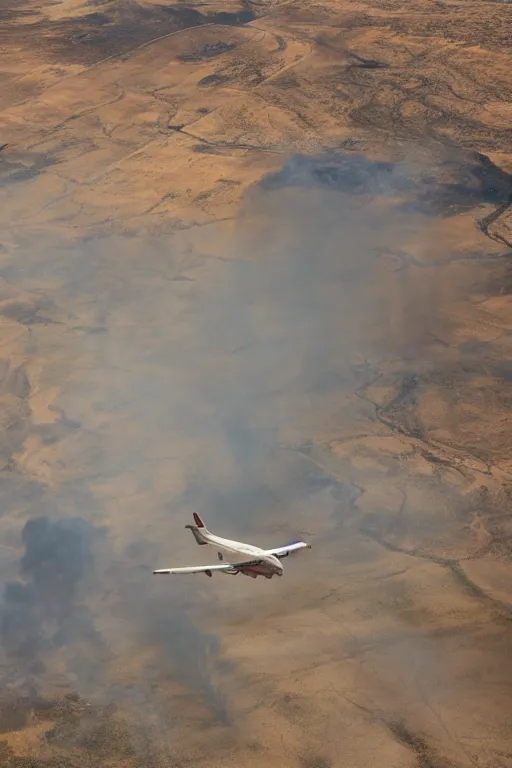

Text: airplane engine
xmin=241 ymin=570 xmax=258 ymax=579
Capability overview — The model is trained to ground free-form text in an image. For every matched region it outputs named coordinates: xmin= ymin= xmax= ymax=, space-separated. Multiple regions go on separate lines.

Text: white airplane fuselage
xmin=186 ymin=518 xmax=284 ymax=579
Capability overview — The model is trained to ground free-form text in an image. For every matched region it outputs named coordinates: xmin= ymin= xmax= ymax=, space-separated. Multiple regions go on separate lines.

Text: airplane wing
xmin=153 ymin=558 xmax=262 ymax=575
xmin=266 ymin=540 xmax=311 ymax=558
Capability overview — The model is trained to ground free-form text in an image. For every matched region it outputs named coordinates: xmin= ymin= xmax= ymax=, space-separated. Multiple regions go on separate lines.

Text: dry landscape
xmin=0 ymin=0 xmax=511 ymax=764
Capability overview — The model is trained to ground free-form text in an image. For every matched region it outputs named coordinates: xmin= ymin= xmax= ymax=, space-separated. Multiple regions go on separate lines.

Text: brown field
xmin=0 ymin=0 xmax=511 ymax=764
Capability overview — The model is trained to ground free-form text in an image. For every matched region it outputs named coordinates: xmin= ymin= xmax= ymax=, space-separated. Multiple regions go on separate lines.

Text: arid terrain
xmin=0 ymin=0 xmax=511 ymax=765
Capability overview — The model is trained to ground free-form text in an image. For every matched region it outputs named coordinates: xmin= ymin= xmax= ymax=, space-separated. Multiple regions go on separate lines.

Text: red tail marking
xmin=193 ymin=512 xmax=205 ymax=528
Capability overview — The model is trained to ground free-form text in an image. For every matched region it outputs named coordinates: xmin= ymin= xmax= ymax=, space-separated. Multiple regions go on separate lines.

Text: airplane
xmin=153 ymin=513 xmax=311 ymax=579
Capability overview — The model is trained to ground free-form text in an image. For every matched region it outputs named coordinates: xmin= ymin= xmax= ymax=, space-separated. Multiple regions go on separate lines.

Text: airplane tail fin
xmin=185 ymin=513 xmax=210 ymax=546
xmin=193 ymin=512 xmax=206 ymax=529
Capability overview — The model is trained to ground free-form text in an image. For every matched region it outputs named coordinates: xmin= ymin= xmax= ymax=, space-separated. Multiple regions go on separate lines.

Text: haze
xmin=0 ymin=0 xmax=511 ymax=765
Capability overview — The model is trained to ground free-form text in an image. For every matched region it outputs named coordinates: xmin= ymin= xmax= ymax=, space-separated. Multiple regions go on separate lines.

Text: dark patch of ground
xmin=259 ymin=150 xmax=512 ymax=217
xmin=179 ymin=41 xmax=236 ymax=62
xmin=197 ymin=73 xmax=231 ymax=87
xmin=0 ymin=151 xmax=57 ymax=188
xmin=0 ymin=0 xmax=256 ymax=67
xmin=0 ymin=690 xmax=144 ymax=766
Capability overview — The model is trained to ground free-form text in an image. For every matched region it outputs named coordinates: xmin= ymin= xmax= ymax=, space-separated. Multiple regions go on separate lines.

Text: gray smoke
xmin=1 ymin=516 xmax=106 ymax=666
xmin=0 ymin=146 xmax=505 ymax=762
